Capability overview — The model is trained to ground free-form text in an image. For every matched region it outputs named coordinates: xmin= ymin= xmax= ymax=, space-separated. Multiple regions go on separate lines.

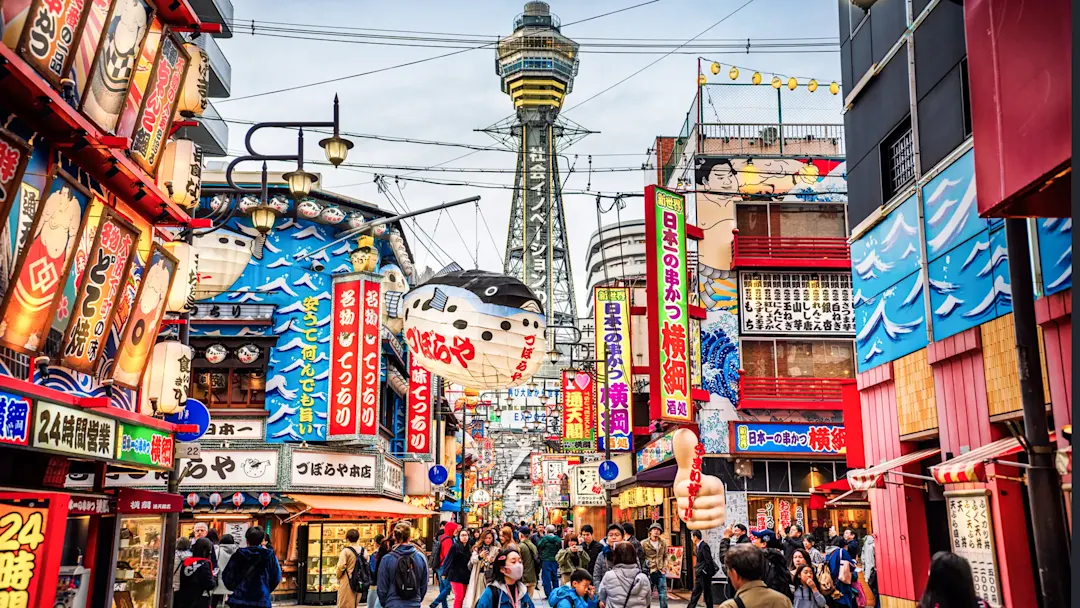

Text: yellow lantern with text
xmin=163 ymin=241 xmax=199 ymax=313
xmin=175 ymin=43 xmax=208 ymax=118
xmin=157 ymin=138 xmax=203 ymax=209
xmin=143 ymin=341 xmax=193 ymax=415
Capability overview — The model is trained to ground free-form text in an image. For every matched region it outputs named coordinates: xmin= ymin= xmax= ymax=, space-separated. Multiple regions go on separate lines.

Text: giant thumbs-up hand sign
xmin=673 ymin=428 xmax=726 ymax=530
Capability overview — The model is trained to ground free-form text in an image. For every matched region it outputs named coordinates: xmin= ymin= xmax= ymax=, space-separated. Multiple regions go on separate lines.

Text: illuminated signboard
xmin=0 ymin=391 xmax=31 ymax=447
xmin=358 ymin=279 xmax=382 ymax=436
xmin=17 ymin=0 xmax=90 ymax=88
xmin=406 ymin=361 xmax=432 ymax=454
xmin=740 ymin=271 xmax=854 ymax=335
xmin=129 ymin=31 xmax=188 ymax=175
xmin=111 ymin=243 xmax=178 ymax=388
xmin=945 ymin=490 xmax=1002 ymax=607
xmin=328 ymin=275 xmax=362 ymax=440
xmin=561 ymin=370 xmax=594 ymax=451
xmin=594 ymin=286 xmax=632 ymax=452
xmin=732 ymin=422 xmax=845 ymax=455
xmin=645 ymin=185 xmax=691 ymax=423
xmin=117 ymin=423 xmax=174 ymax=470
xmin=0 ymin=492 xmax=68 ymax=608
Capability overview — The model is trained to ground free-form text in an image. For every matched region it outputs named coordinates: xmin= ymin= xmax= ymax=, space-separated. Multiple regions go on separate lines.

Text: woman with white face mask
xmin=474 ymin=549 xmax=535 ymax=608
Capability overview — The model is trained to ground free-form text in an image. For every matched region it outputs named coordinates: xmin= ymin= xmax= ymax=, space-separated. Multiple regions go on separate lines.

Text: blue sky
xmin=215 ymin=0 xmax=844 ymax=310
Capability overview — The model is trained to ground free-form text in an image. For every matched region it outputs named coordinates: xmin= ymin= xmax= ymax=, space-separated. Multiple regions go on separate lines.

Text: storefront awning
xmin=847 ymin=448 xmax=940 ymax=491
xmin=824 ymin=489 xmax=869 ymax=508
xmin=931 ymin=436 xmax=1029 ymax=484
xmin=811 ymin=478 xmax=851 ymax=493
xmin=286 ymin=494 xmax=436 ymax=518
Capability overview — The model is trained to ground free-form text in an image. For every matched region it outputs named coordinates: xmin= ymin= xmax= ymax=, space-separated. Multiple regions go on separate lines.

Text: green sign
xmin=646 ymin=186 xmax=691 ymax=423
xmin=116 ymin=424 xmax=174 ymax=469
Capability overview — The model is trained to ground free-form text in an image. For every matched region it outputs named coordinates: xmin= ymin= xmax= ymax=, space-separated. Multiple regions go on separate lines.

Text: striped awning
xmin=931 ymin=436 xmax=1027 ymax=484
xmin=847 ymin=448 xmax=941 ymax=491
xmin=824 ymin=489 xmax=869 ymax=508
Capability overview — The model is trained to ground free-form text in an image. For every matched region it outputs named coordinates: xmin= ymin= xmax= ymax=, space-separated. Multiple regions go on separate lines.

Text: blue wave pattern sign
xmin=1037 ymin=218 xmax=1072 ymax=296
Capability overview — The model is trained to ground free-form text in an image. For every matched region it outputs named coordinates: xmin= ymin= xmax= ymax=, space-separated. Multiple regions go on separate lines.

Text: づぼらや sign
xmin=594 ymin=287 xmax=632 ymax=452
xmin=645 ymin=186 xmax=691 ymax=424
xmin=32 ymin=401 xmax=116 ymax=460
xmin=290 ymin=451 xmax=377 ymax=490
xmin=406 ymin=361 xmax=432 ymax=454
xmin=732 ymin=422 xmax=845 ymax=454
xmin=116 ymin=424 xmax=174 ymax=470
xmin=328 ymin=275 xmax=363 ymax=440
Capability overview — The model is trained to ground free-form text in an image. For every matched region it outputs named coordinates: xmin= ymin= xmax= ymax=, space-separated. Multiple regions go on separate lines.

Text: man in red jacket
xmin=429 ymin=521 xmax=460 ymax=608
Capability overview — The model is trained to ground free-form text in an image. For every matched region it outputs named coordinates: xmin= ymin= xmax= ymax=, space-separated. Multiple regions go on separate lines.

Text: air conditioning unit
xmin=759 ymin=126 xmax=779 ymax=147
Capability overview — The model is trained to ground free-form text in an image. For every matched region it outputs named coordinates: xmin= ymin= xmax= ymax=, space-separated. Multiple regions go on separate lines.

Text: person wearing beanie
xmin=642 ymin=523 xmax=668 ymax=608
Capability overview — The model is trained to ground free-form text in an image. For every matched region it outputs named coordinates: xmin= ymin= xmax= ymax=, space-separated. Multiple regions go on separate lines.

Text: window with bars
xmin=882 ymin=119 xmax=915 ymax=200
xmin=191 ymin=368 xmax=266 ymax=409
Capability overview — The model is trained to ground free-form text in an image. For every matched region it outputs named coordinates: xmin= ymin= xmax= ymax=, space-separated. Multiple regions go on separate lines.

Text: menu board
xmin=740 ymin=271 xmax=854 ymax=335
xmin=945 ymin=490 xmax=1002 ymax=607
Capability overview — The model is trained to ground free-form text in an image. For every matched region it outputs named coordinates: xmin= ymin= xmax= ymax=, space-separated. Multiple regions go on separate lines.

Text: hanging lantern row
xmin=183 ymin=492 xmax=274 ymax=511
xmin=700 ymin=61 xmax=840 ymax=94
xmin=201 ymin=343 xmax=263 ymax=365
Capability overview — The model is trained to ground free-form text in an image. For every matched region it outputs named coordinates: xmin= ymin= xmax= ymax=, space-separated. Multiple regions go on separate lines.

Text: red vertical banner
xmin=407 ymin=360 xmax=431 ymax=454
xmin=0 ymin=491 xmax=69 ymax=608
xmin=328 ymin=276 xmax=362 ymax=440
xmin=358 ymin=279 xmax=382 ymax=436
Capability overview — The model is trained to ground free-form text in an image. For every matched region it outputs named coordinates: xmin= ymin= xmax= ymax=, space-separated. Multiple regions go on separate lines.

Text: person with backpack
xmin=176 ymin=538 xmax=217 ymax=608
xmin=213 ymin=534 xmax=240 ymax=608
xmin=336 ymin=529 xmax=368 ymax=608
xmin=548 ymin=568 xmax=597 ymax=608
xmin=686 ymin=530 xmax=718 ymax=608
xmin=445 ymin=528 xmax=475 ymax=608
xmin=378 ymin=522 xmax=429 ymax=608
xmin=221 ymin=527 xmax=281 ymax=608
xmin=749 ymin=530 xmax=794 ymax=603
xmin=597 ymin=543 xmax=650 ymax=608
xmin=173 ymin=537 xmax=193 ymax=593
xmin=536 ymin=525 xmax=563 ymax=599
xmin=430 ymin=523 xmax=461 ymax=608
xmin=474 ymin=548 xmax=536 ymax=608
xmin=823 ymin=543 xmax=857 ymax=608
xmin=516 ymin=526 xmax=540 ymax=597
xmin=718 ymin=545 xmax=792 ymax=608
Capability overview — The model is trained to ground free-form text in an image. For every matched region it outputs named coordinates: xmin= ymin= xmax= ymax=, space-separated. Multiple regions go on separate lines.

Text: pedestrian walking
xmin=717 ymin=545 xmax=791 ymax=608
xmin=917 ymin=551 xmax=992 ymax=608
xmin=369 ymin=534 xmax=392 ymax=608
xmin=431 ymin=523 xmax=461 ymax=608
xmin=517 ymin=526 xmax=540 ymax=597
xmin=791 ymin=565 xmax=826 ymax=608
xmin=377 ymin=522 xmax=429 ymax=608
xmin=579 ymin=526 xmax=603 ymax=569
xmin=176 ymin=538 xmax=217 ymax=608
xmin=334 ymin=529 xmax=366 ymax=608
xmin=591 ymin=524 xmax=624 ymax=583
xmin=474 ymin=548 xmax=535 ymax=608
xmin=801 ymin=537 xmax=824 ymax=567
xmin=749 ymin=530 xmax=793 ymax=602
xmin=556 ymin=534 xmax=591 ymax=584
xmin=842 ymin=530 xmax=860 ymax=561
xmin=823 ymin=541 xmax=857 ymax=608
xmin=213 ymin=534 xmax=239 ymax=608
xmin=547 ymin=569 xmax=596 ymax=608
xmin=501 ymin=525 xmax=519 ymax=552
xmin=445 ymin=528 xmax=474 ymax=608
xmin=537 ymin=524 xmax=563 ymax=598
xmin=173 ymin=537 xmax=193 ymax=592
xmin=686 ymin=531 xmax=718 ymax=608
xmin=860 ymin=535 xmax=876 ymax=604
xmin=782 ymin=525 xmax=804 ymax=564
xmin=621 ymin=524 xmax=645 ymax=571
xmin=220 ymin=527 xmax=282 ymax=608
xmin=466 ymin=529 xmax=502 ymax=607
xmin=597 ymin=543 xmax=650 ymax=608
xmin=642 ymin=524 xmax=667 ymax=608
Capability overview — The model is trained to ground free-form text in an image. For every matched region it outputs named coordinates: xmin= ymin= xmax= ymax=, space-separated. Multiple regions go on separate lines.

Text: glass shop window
xmin=191 ymin=368 xmax=267 ymax=409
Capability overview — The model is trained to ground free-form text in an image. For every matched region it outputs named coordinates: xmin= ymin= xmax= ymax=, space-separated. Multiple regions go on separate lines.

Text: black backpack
xmin=395 ymin=549 xmax=420 ymax=599
xmin=346 ymin=547 xmax=371 ymax=592
xmin=761 ymin=551 xmax=794 ymax=600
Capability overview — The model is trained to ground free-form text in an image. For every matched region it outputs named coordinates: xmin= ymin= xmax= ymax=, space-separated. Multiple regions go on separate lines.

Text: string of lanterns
xmin=698 ymin=60 xmax=840 ymax=94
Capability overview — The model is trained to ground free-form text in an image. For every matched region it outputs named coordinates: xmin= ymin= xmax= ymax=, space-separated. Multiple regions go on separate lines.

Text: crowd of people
xmin=169 ymin=518 xmax=993 ymax=608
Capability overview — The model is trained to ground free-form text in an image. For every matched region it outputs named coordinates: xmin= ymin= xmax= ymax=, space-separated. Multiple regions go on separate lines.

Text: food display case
xmin=298 ymin=521 xmax=387 ymax=605
xmin=111 ymin=516 xmax=164 ymax=608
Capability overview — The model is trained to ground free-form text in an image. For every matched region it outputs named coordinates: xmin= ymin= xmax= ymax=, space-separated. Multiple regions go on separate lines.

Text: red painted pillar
xmin=986 ymin=467 xmax=1038 ymax=607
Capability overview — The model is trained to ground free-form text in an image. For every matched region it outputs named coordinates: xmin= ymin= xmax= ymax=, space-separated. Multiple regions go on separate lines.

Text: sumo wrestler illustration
xmin=0 ymin=184 xmax=83 ymax=351
xmin=350 ymin=235 xmax=379 ymax=272
xmin=113 ymin=255 xmax=173 ymax=387
xmin=83 ymin=0 xmax=149 ymax=129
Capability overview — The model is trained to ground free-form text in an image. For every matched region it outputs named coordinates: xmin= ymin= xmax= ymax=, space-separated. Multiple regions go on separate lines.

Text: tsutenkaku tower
xmin=497 ymin=1 xmax=580 ymax=330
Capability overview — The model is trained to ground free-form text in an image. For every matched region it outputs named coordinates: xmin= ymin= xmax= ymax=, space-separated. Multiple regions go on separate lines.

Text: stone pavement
xmin=291 ymin=584 xmax=700 ymax=608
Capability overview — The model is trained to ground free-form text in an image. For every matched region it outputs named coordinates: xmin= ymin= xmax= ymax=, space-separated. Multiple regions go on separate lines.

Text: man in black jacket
xmin=782 ymin=524 xmax=804 ymax=563
xmin=579 ymin=525 xmax=603 ymax=569
xmin=686 ymin=530 xmax=716 ymax=608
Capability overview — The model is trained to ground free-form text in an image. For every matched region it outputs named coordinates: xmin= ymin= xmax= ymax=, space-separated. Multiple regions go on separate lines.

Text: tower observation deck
xmin=496 ymin=2 xmax=582 ymax=334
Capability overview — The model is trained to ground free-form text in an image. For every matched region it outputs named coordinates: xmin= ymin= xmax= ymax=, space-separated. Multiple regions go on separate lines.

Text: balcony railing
xmin=698 ymin=123 xmax=845 ymax=156
xmin=731 ymin=231 xmax=850 ymax=269
xmin=739 ymin=376 xmax=855 ymax=410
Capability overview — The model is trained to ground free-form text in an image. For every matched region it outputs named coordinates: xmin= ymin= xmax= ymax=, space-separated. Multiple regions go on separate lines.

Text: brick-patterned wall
xmin=982 ymin=314 xmax=1023 ymax=416
xmin=895 ymin=348 xmax=938 ymax=435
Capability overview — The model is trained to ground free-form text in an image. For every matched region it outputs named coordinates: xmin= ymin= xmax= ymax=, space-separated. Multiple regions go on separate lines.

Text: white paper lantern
xmin=402 ymin=270 xmax=546 ymax=390
xmin=175 ymin=42 xmax=208 ymax=118
xmin=156 ymin=138 xmax=203 ymax=209
xmin=163 ymin=241 xmax=199 ymax=313
xmin=143 ymin=341 xmax=194 ymax=415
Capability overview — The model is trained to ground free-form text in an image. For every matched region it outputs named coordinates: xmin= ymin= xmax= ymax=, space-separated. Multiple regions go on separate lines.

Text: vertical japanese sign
xmin=0 ymin=130 xmax=31 ymax=234
xmin=358 ymin=279 xmax=382 ymax=436
xmin=561 ymin=370 xmax=594 ymax=450
xmin=407 ymin=361 xmax=432 ymax=454
xmin=945 ymin=491 xmax=1002 ymax=607
xmin=111 ymin=243 xmax=178 ymax=388
xmin=328 ymin=276 xmax=361 ymax=440
xmin=130 ymin=32 xmax=188 ymax=175
xmin=521 ymin=125 xmax=552 ymax=313
xmin=594 ymin=287 xmax=632 ymax=452
xmin=296 ymin=294 xmax=322 ymax=436
xmin=0 ymin=492 xmax=68 ymax=608
xmin=645 ymin=186 xmax=691 ymax=423
xmin=530 ymin=453 xmax=543 ymax=485
xmin=0 ymin=392 xmax=31 ymax=447
xmin=17 ymin=0 xmax=89 ymax=88
xmin=60 ymin=209 xmax=137 ymax=372
xmin=114 ymin=16 xmax=162 ymax=139
xmin=80 ymin=0 xmax=152 ymax=133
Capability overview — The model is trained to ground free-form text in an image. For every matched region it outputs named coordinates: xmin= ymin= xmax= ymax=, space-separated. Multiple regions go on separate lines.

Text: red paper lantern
xmin=208 ymin=493 xmax=222 ymax=509
xmin=258 ymin=492 xmax=272 ymax=507
xmin=232 ymin=492 xmax=245 ymax=508
xmin=186 ymin=493 xmax=199 ymax=508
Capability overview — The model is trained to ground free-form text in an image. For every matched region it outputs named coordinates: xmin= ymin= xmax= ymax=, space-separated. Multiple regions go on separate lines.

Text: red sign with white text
xmin=406 ymin=361 xmax=432 ymax=454
xmin=0 ymin=491 xmax=69 ymax=608
xmin=328 ymin=277 xmax=362 ymax=440
xmin=358 ymin=280 xmax=382 ymax=436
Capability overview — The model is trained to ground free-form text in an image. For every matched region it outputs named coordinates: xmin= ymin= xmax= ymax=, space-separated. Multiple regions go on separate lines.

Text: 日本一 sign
xmin=203 ymin=418 xmax=263 ymax=440
xmin=594 ymin=287 xmax=632 ymax=452
xmin=406 ymin=361 xmax=432 ymax=454
xmin=290 ymin=450 xmax=377 ymax=490
xmin=732 ymin=423 xmax=845 ymax=454
xmin=645 ymin=186 xmax=692 ymax=423
xmin=740 ymin=271 xmax=854 ymax=335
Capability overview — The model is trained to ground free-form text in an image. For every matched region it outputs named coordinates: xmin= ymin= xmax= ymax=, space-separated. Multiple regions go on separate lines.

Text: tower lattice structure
xmin=495 ymin=1 xmax=586 ymax=332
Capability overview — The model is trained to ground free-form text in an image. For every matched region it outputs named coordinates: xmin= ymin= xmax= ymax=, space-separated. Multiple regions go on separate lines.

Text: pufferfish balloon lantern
xmin=400 ymin=269 xmax=546 ymax=390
